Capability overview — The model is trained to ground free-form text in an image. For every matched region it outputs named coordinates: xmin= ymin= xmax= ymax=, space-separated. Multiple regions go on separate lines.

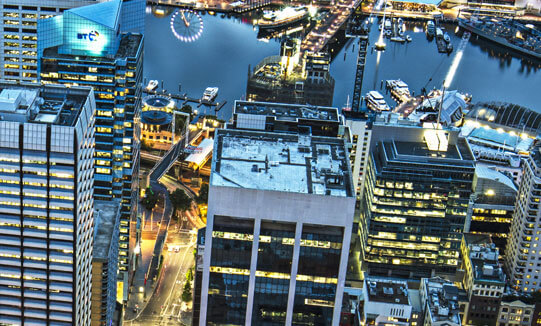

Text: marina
xmin=144 ymin=8 xmax=541 ymax=117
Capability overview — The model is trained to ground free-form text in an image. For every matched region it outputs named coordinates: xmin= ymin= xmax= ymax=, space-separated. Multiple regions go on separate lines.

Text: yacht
xmin=202 ymin=87 xmax=219 ymax=102
xmin=258 ymin=7 xmax=309 ymax=30
xmin=426 ymin=21 xmax=435 ymax=37
xmin=436 ymin=27 xmax=443 ymax=39
xmin=443 ymin=32 xmax=450 ymax=43
xmin=146 ymin=80 xmax=158 ymax=91
xmin=366 ymin=91 xmax=390 ymax=111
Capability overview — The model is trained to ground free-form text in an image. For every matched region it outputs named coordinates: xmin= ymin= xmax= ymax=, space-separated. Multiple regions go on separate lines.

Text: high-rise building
xmin=199 ymin=128 xmax=355 ymax=325
xmin=91 ymin=200 xmax=121 ymax=326
xmin=0 ymin=0 xmax=105 ymax=83
xmin=0 ymin=82 xmax=95 ymax=325
xmin=360 ymin=125 xmax=476 ymax=278
xmin=505 ymin=145 xmax=541 ymax=293
xmin=37 ymin=0 xmax=144 ymax=299
xmin=460 ymin=233 xmax=505 ymax=326
xmin=467 ymin=166 xmax=517 ymax=255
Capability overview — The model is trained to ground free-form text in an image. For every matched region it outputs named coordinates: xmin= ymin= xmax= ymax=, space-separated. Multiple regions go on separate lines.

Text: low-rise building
xmin=420 ymin=277 xmax=465 ymax=326
xmin=361 ymin=277 xmax=421 ymax=326
xmin=461 ymin=234 xmax=506 ymax=326
xmin=498 ymin=297 xmax=535 ymax=326
xmin=91 ymin=200 xmax=121 ymax=326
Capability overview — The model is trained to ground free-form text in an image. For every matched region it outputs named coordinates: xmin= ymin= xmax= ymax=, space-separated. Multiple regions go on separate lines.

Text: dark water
xmin=144 ymin=9 xmax=541 ymax=119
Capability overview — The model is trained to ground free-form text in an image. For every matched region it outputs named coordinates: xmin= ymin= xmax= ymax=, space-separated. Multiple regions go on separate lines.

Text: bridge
xmin=300 ymin=0 xmax=361 ymax=54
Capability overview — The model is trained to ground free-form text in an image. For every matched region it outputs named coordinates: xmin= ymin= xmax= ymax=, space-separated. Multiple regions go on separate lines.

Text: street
xmin=126 ymin=229 xmax=196 ymax=326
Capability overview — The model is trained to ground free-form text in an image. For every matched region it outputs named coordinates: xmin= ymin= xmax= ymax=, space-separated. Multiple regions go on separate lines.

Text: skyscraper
xmin=200 ymin=128 xmax=355 ymax=325
xmin=37 ymin=0 xmax=144 ymax=299
xmin=360 ymin=125 xmax=476 ymax=278
xmin=0 ymin=0 xmax=104 ymax=83
xmin=505 ymin=145 xmax=541 ymax=292
xmin=0 ymin=82 xmax=95 ymax=325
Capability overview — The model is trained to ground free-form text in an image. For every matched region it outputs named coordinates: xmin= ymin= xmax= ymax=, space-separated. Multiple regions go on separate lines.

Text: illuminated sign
xmin=77 ymin=30 xmax=100 ymax=41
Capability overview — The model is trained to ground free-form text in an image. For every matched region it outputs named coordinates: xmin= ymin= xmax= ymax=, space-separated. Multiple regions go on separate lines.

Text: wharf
xmin=147 ymin=0 xmax=271 ymax=14
xmin=143 ymin=89 xmax=227 ymax=112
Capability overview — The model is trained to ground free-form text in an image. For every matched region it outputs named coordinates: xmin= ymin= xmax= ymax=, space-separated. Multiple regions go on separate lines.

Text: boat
xmin=386 ymin=79 xmax=411 ymax=101
xmin=366 ymin=91 xmax=390 ymax=111
xmin=385 ymin=30 xmax=392 ymax=37
xmin=436 ymin=27 xmax=443 ymax=39
xmin=426 ymin=21 xmax=435 ymax=37
xmin=146 ymin=80 xmax=158 ymax=91
xmin=202 ymin=87 xmax=219 ymax=102
xmin=258 ymin=7 xmax=309 ymax=30
xmin=384 ymin=19 xmax=392 ymax=30
xmin=458 ymin=17 xmax=541 ymax=60
xmin=390 ymin=36 xmax=406 ymax=43
xmin=443 ymin=32 xmax=450 ymax=43
xmin=446 ymin=42 xmax=453 ymax=53
xmin=405 ymin=35 xmax=412 ymax=42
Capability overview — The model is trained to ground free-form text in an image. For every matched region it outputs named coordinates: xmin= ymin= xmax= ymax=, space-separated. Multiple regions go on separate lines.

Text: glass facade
xmin=251 ymin=221 xmax=295 ymax=325
xmin=292 ymin=224 xmax=342 ymax=326
xmin=37 ymin=0 xmax=144 ymax=293
xmin=360 ymin=140 xmax=475 ymax=278
xmin=207 ymin=215 xmax=254 ymax=325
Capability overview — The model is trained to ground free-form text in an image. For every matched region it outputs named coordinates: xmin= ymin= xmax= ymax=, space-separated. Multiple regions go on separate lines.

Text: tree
xmin=170 ymin=188 xmax=192 ymax=212
xmin=181 ymin=280 xmax=192 ymax=302
xmin=186 ymin=268 xmax=193 ymax=282
xmin=141 ymin=187 xmax=158 ymax=210
xmin=196 ymin=183 xmax=209 ymax=204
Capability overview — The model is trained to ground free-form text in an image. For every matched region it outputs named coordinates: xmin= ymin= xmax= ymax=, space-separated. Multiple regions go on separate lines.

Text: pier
xmin=300 ymin=0 xmax=362 ymax=54
xmin=142 ymin=89 xmax=227 ymax=113
xmin=147 ymin=0 xmax=271 ymax=14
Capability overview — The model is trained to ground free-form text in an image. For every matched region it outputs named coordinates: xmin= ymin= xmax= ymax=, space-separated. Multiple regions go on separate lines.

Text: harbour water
xmin=144 ymin=8 xmax=541 ymax=119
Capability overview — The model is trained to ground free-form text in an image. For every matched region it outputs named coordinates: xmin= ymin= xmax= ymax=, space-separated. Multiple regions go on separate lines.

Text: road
xmin=126 ymin=229 xmax=196 ymax=326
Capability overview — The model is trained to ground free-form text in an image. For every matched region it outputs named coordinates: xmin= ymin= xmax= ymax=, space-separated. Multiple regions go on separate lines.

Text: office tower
xmin=460 ymin=234 xmax=505 ymax=326
xmin=0 ymin=0 xmax=103 ymax=83
xmin=343 ymin=112 xmax=372 ymax=204
xmin=360 ymin=126 xmax=476 ymax=278
xmin=505 ymin=146 xmax=541 ymax=292
xmin=37 ymin=0 xmax=144 ymax=299
xmin=467 ymin=166 xmax=517 ymax=255
xmin=0 ymin=83 xmax=95 ymax=325
xmin=91 ymin=200 xmax=121 ymax=326
xmin=200 ymin=129 xmax=355 ymax=326
xmin=419 ymin=277 xmax=467 ymax=326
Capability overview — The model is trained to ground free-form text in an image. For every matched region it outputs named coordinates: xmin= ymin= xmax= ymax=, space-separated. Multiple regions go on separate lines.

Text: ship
xmin=258 ymin=7 xmax=309 ymax=30
xmin=458 ymin=17 xmax=541 ymax=60
xmin=366 ymin=91 xmax=390 ymax=112
xmin=202 ymin=87 xmax=219 ymax=102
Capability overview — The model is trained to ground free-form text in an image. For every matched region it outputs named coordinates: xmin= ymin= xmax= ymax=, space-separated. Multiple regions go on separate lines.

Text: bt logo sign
xmin=77 ymin=30 xmax=100 ymax=42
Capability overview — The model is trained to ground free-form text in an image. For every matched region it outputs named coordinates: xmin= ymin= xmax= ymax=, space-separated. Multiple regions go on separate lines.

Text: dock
xmin=147 ymin=0 xmax=271 ymax=14
xmin=143 ymin=89 xmax=227 ymax=113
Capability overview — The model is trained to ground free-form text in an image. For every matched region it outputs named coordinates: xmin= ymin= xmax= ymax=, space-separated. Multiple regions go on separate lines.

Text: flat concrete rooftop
xmin=93 ymin=200 xmax=121 ymax=260
xmin=211 ymin=129 xmax=353 ymax=197
xmin=0 ymin=83 xmax=91 ymax=126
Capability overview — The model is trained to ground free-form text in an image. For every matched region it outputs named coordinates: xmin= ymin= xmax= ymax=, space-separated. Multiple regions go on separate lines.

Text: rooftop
xmin=93 ymin=200 xmax=121 ymax=260
xmin=467 ymin=102 xmax=541 ymax=136
xmin=211 ymin=129 xmax=353 ymax=197
xmin=365 ymin=278 xmax=410 ymax=305
xmin=382 ymin=137 xmax=475 ymax=167
xmin=69 ymin=0 xmax=122 ymax=29
xmin=234 ymin=100 xmax=339 ymax=123
xmin=463 ymin=234 xmax=505 ymax=284
xmin=423 ymin=277 xmax=462 ymax=325
xmin=0 ymin=83 xmax=91 ymax=126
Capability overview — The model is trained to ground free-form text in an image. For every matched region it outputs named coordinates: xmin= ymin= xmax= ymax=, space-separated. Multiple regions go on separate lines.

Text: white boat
xmin=390 ymin=36 xmax=405 ymax=43
xmin=384 ymin=19 xmax=392 ymax=30
xmin=366 ymin=91 xmax=390 ymax=111
xmin=426 ymin=21 xmax=435 ymax=36
xmin=202 ymin=87 xmax=219 ymax=102
xmin=436 ymin=27 xmax=443 ymax=39
xmin=146 ymin=80 xmax=158 ymax=91
xmin=443 ymin=32 xmax=450 ymax=43
xmin=258 ymin=7 xmax=309 ymax=30
xmin=405 ymin=35 xmax=412 ymax=42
